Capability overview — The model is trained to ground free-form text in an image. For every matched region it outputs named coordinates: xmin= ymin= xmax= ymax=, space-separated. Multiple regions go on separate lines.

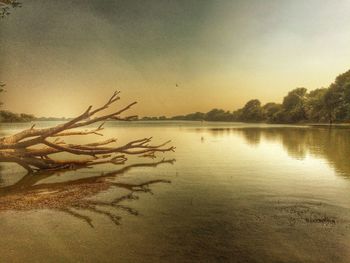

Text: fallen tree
xmin=0 ymin=91 xmax=175 ymax=174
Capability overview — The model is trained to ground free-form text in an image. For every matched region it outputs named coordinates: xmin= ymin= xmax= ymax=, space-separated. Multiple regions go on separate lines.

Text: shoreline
xmin=1 ymin=119 xmax=350 ymax=128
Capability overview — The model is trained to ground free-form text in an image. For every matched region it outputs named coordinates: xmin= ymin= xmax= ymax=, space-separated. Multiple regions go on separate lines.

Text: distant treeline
xmin=0 ymin=111 xmax=35 ymax=122
xmin=141 ymin=69 xmax=350 ymax=124
xmin=1 ymin=69 xmax=350 ymax=124
xmin=0 ymin=110 xmax=68 ymax=123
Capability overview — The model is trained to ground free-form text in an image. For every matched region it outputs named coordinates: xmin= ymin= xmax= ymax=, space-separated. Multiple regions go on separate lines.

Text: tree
xmin=262 ymin=102 xmax=282 ymax=122
xmin=323 ymin=70 xmax=350 ymax=123
xmin=281 ymin=87 xmax=308 ymax=122
xmin=239 ymin=99 xmax=264 ymax=122
xmin=305 ymin=88 xmax=327 ymax=122
xmin=231 ymin=108 xmax=243 ymax=121
xmin=0 ymin=91 xmax=175 ymax=174
xmin=205 ymin=108 xmax=232 ymax=121
xmin=184 ymin=112 xmax=205 ymax=121
xmin=0 ymin=110 xmax=35 ymax=122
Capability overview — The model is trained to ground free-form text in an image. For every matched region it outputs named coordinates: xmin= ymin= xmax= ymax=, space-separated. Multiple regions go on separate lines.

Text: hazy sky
xmin=1 ymin=0 xmax=350 ymax=117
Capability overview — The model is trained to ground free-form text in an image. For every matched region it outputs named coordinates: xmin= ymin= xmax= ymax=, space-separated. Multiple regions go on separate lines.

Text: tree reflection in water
xmin=0 ymin=159 xmax=175 ymax=227
xmin=197 ymin=126 xmax=350 ymax=176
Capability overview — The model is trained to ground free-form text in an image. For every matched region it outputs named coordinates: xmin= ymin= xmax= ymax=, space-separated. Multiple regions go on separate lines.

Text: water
xmin=1 ymin=121 xmax=350 ymax=262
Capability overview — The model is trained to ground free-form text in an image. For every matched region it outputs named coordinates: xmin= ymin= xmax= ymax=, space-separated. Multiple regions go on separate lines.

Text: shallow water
xmin=1 ymin=121 xmax=350 ymax=263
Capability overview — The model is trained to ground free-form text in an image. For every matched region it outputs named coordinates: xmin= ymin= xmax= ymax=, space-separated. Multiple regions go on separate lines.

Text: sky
xmin=1 ymin=0 xmax=350 ymax=117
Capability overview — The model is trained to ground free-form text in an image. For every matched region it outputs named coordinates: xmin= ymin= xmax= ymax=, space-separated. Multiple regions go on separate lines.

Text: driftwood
xmin=0 ymin=91 xmax=175 ymax=174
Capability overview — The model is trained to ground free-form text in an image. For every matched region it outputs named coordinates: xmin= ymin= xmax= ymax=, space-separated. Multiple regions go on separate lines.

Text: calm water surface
xmin=1 ymin=121 xmax=350 ymax=263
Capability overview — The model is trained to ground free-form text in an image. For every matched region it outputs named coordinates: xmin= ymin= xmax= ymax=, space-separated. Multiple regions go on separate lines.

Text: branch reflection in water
xmin=0 ymin=158 xmax=176 ymax=227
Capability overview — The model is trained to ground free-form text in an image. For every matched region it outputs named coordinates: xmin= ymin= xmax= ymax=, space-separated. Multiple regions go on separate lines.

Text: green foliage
xmin=0 ymin=110 xmax=35 ymax=122
xmin=279 ymin=88 xmax=307 ymax=123
xmin=165 ymin=69 xmax=350 ymax=124
xmin=168 ymin=110 xmax=230 ymax=121
xmin=204 ymin=109 xmax=232 ymax=122
xmin=186 ymin=112 xmax=205 ymax=121
xmin=305 ymin=88 xmax=327 ymax=122
xmin=262 ymin=102 xmax=282 ymax=122
xmin=239 ymin=99 xmax=264 ymax=122
xmin=322 ymin=69 xmax=350 ymax=123
xmin=179 ymin=112 xmax=205 ymax=121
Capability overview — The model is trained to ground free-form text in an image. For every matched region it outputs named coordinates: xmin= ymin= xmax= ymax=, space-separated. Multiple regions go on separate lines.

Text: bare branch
xmin=0 ymin=91 xmax=174 ymax=173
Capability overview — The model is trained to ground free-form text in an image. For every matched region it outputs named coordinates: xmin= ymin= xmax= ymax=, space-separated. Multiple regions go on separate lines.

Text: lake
xmin=1 ymin=121 xmax=350 ymax=263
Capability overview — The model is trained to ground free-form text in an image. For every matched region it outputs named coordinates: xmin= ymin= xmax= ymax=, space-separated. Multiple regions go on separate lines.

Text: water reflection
xmin=196 ymin=126 xmax=350 ymax=176
xmin=0 ymin=159 xmax=175 ymax=226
